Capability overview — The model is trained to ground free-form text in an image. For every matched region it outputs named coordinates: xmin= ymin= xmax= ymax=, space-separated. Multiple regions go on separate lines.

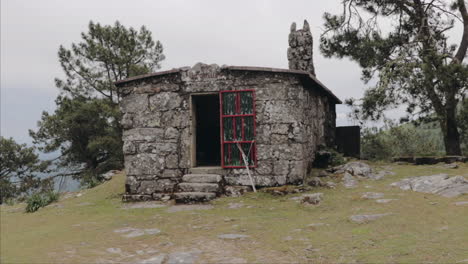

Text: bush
xmin=25 ymin=191 xmax=59 ymax=213
xmin=313 ymin=147 xmax=346 ymax=168
xmin=361 ymin=122 xmax=445 ymax=161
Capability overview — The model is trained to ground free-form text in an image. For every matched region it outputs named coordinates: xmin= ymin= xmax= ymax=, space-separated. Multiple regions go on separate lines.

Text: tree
xmin=30 ymin=21 xmax=165 ymax=183
xmin=56 ymin=21 xmax=165 ymax=103
xmin=0 ymin=137 xmax=51 ymax=204
xmin=321 ymin=0 xmax=468 ymax=155
xmin=458 ymin=98 xmax=468 ymax=152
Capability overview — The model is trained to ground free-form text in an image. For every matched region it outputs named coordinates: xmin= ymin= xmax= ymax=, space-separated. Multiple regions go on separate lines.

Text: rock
xmin=144 ymin=228 xmax=161 ymax=235
xmin=330 ymin=161 xmax=376 ymax=179
xmin=174 ymin=192 xmax=216 ymax=203
xmin=307 ymin=223 xmax=326 ymax=228
xmin=349 ymin=213 xmax=392 ymax=223
xmin=114 ymin=227 xmax=137 ymax=233
xmin=167 ymin=250 xmax=201 ymax=264
xmin=318 ymin=170 xmax=329 ymax=177
xmin=361 ymin=192 xmax=384 ymax=199
xmin=166 ymin=204 xmax=214 ymax=213
xmin=214 ymin=257 xmax=247 ymax=264
xmin=301 ymin=193 xmax=323 ymax=205
xmin=374 ymin=170 xmax=395 ymax=180
xmin=442 ymin=163 xmax=459 ymax=169
xmin=122 ymin=202 xmax=167 ymax=209
xmin=228 ymin=203 xmax=244 ymax=209
xmin=182 ymin=174 xmax=222 ymax=183
xmin=123 ymin=229 xmax=146 ymax=238
xmin=106 ymin=248 xmax=122 ymax=254
xmin=139 ymin=254 xmax=167 ymax=264
xmin=325 ymin=181 xmax=337 ymax=189
xmin=307 ymin=177 xmax=324 ymax=187
xmin=224 ymin=186 xmax=252 ymax=197
xmin=376 ymin=199 xmax=397 ymax=204
xmin=218 ymin=234 xmax=250 ymax=240
xmin=101 ymin=170 xmax=119 ymax=181
xmin=178 ymin=182 xmax=220 ymax=193
xmin=342 ymin=172 xmax=358 ymax=189
xmin=391 ymin=174 xmax=468 ymax=197
xmin=454 ymin=201 xmax=468 ymax=206
xmin=113 ymin=227 xmax=160 ymax=238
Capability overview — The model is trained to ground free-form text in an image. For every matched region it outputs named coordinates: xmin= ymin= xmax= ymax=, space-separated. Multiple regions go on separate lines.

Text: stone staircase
xmin=174 ymin=173 xmax=224 ymax=204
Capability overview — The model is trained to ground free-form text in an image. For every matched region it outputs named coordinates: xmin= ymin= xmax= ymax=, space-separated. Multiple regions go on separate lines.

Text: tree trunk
xmin=441 ymin=106 xmax=462 ymax=156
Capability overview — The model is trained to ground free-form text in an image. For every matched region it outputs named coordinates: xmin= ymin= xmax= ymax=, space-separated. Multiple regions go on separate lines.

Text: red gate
xmin=219 ymin=90 xmax=257 ymax=168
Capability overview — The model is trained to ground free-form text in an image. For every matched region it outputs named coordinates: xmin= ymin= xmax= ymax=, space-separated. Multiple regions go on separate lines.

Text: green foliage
xmin=30 ymin=96 xmax=123 ymax=186
xmin=0 ymin=137 xmax=51 ymax=204
xmin=30 ymin=21 xmax=165 ymax=185
xmin=321 ymin=0 xmax=468 ymax=155
xmin=25 ymin=191 xmax=59 ymax=213
xmin=458 ymin=99 xmax=468 ymax=153
xmin=313 ymin=147 xmax=346 ymax=168
xmin=56 ymin=21 xmax=165 ymax=103
xmin=361 ymin=122 xmax=445 ymax=161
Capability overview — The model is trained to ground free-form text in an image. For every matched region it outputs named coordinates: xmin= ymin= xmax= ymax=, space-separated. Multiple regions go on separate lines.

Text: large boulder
xmin=390 ymin=174 xmax=468 ymax=198
xmin=328 ymin=161 xmax=377 ymax=179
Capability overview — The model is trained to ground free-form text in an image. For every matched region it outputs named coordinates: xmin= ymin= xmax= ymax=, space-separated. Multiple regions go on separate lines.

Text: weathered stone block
xmin=125 ymin=154 xmax=165 ymax=175
xmin=255 ymin=161 xmax=273 ymax=175
xmin=122 ymin=141 xmax=137 ymax=155
xmin=161 ymin=110 xmax=189 ymax=128
xmin=165 ymin=154 xmax=179 ymax=169
xmin=125 ymin=176 xmax=139 ymax=194
xmin=273 ymin=160 xmax=290 ymax=176
xmin=133 ymin=111 xmax=161 ymax=128
xmin=139 ymin=142 xmax=177 ymax=155
xmin=161 ymin=169 xmax=182 ymax=178
xmin=123 ymin=128 xmax=164 ymax=142
xmin=138 ymin=179 xmax=175 ymax=194
xmin=164 ymin=127 xmax=178 ymax=140
xmin=120 ymin=94 xmax=148 ymax=113
xmin=149 ymin=92 xmax=182 ymax=111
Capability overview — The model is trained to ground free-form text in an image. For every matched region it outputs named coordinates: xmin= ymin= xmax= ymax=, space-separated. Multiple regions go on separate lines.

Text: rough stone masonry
xmin=115 ymin=22 xmax=340 ymax=202
xmin=287 ymin=20 xmax=315 ymax=76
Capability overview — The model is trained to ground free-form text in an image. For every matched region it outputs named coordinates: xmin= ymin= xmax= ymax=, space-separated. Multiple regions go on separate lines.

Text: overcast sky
xmin=1 ymin=0 xmax=402 ymax=144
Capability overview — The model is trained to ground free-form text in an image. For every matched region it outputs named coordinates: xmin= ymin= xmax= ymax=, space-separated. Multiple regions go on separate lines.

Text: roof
xmin=115 ymin=65 xmax=342 ymax=104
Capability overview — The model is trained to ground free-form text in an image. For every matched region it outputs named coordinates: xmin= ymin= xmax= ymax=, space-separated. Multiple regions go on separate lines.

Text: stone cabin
xmin=115 ymin=20 xmax=342 ymax=202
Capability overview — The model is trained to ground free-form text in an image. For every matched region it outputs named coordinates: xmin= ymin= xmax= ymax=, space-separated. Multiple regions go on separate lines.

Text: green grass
xmin=1 ymin=163 xmax=467 ymax=263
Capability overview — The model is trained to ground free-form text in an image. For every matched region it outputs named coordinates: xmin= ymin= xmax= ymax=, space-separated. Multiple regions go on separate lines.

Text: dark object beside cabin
xmin=336 ymin=126 xmax=360 ymax=158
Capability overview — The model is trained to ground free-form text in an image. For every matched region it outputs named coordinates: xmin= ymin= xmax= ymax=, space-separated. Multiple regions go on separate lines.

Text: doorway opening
xmin=192 ymin=94 xmax=221 ymax=167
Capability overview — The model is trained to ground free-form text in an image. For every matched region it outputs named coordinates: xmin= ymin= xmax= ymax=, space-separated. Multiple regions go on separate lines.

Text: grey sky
xmin=0 ymin=0 xmax=397 ymax=144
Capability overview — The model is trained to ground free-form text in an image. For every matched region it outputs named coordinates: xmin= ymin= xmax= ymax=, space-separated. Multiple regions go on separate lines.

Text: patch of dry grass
xmin=1 ymin=163 xmax=467 ymax=263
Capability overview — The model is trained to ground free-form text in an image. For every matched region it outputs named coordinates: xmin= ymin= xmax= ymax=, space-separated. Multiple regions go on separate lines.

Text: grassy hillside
xmin=1 ymin=163 xmax=468 ymax=263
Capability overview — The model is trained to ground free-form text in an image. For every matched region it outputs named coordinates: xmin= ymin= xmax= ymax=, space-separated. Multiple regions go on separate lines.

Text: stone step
xmin=189 ymin=167 xmax=227 ymax=175
xmin=178 ymin=182 xmax=220 ymax=193
xmin=182 ymin=174 xmax=223 ymax=183
xmin=174 ymin=192 xmax=216 ymax=203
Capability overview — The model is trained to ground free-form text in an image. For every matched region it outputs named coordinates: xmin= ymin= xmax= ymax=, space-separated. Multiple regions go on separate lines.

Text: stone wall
xmin=118 ymin=63 xmax=335 ymax=201
xmin=287 ymin=20 xmax=315 ymax=76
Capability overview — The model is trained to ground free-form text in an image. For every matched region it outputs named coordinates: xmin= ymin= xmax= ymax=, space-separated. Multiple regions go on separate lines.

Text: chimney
xmin=287 ymin=20 xmax=315 ymax=76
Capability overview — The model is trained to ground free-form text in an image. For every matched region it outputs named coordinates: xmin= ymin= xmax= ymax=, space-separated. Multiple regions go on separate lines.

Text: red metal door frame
xmin=219 ymin=90 xmax=257 ymax=168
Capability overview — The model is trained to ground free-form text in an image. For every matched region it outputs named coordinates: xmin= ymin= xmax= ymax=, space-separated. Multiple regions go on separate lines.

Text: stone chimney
xmin=287 ymin=20 xmax=315 ymax=76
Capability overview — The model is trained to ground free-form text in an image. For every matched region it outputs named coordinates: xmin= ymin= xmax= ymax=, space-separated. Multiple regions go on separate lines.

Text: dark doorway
xmin=193 ymin=94 xmax=221 ymax=166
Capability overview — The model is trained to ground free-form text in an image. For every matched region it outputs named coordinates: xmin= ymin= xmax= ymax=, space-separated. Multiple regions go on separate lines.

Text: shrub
xmin=361 ymin=122 xmax=445 ymax=161
xmin=25 ymin=191 xmax=59 ymax=213
xmin=313 ymin=146 xmax=346 ymax=168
